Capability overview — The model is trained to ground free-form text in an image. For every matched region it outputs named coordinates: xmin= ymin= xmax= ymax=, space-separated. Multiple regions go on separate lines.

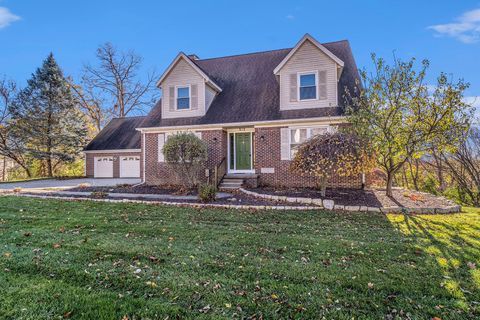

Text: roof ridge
xmin=196 ymin=47 xmax=292 ymax=62
xmin=321 ymin=39 xmax=349 ymax=45
xmin=194 ymin=39 xmax=349 ymax=62
xmin=111 ymin=115 xmax=147 ymax=120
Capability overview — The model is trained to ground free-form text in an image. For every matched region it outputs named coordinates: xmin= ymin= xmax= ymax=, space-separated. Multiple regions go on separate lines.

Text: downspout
xmin=133 ymin=131 xmax=146 ymax=188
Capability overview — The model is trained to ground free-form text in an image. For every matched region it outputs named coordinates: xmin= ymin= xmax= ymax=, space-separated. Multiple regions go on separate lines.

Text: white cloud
xmin=0 ymin=7 xmax=20 ymax=29
xmin=286 ymin=14 xmax=295 ymax=20
xmin=428 ymin=8 xmax=480 ymax=43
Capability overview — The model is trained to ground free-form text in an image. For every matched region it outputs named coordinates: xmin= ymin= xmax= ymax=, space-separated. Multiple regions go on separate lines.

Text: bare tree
xmin=81 ymin=43 xmax=158 ymax=121
xmin=0 ymin=77 xmax=32 ymax=177
xmin=442 ymin=127 xmax=480 ymax=206
xmin=68 ymin=77 xmax=106 ymax=133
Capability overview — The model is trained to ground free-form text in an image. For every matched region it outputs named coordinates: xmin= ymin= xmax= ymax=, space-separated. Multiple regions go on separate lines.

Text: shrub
xmin=163 ymin=132 xmax=208 ymax=189
xmin=290 ymin=132 xmax=375 ymax=196
xmin=198 ymin=184 xmax=216 ymax=203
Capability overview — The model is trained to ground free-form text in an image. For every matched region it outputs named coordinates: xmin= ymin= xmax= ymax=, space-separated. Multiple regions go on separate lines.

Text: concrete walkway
xmin=0 ymin=178 xmax=141 ymax=190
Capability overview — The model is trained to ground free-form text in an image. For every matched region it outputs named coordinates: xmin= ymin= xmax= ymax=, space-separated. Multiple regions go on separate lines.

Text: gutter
xmin=136 ymin=116 xmax=347 ymax=133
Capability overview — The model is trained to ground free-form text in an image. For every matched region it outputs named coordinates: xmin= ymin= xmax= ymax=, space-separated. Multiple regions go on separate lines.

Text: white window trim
xmin=297 ymin=71 xmax=319 ymax=102
xmin=158 ymin=133 xmax=166 ymax=162
xmin=288 ymin=125 xmax=331 ymax=159
xmin=175 ymin=84 xmax=191 ymax=110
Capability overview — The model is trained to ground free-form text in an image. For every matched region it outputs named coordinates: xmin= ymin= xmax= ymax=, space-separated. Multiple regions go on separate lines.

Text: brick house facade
xmin=84 ymin=34 xmax=365 ymax=189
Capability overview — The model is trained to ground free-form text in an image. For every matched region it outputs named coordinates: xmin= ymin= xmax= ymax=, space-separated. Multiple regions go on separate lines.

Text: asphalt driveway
xmin=0 ymin=178 xmax=141 ymax=191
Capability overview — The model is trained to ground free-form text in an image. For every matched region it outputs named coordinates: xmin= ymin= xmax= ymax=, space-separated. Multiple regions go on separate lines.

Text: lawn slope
xmin=0 ymin=197 xmax=478 ymax=319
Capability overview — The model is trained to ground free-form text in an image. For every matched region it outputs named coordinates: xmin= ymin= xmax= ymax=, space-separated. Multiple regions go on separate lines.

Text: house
xmin=84 ymin=34 xmax=363 ymax=189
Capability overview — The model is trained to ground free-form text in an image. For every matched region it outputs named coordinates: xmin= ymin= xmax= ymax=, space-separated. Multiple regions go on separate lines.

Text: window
xmin=289 ymin=126 xmax=330 ymax=158
xmin=176 ymin=86 xmax=190 ymax=110
xmin=299 ymin=73 xmax=317 ymax=100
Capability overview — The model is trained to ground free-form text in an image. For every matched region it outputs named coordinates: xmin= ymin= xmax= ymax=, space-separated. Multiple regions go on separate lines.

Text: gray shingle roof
xmin=141 ymin=40 xmax=359 ymax=128
xmin=84 ymin=116 xmax=145 ymax=151
xmin=87 ymin=40 xmax=360 ymax=150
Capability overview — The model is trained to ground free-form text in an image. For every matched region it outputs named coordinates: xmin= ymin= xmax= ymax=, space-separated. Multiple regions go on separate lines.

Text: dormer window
xmin=176 ymin=86 xmax=190 ymax=110
xmin=298 ymin=72 xmax=317 ymax=100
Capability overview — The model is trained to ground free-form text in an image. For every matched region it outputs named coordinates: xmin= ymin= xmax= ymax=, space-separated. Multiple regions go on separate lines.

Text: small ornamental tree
xmin=290 ymin=132 xmax=375 ymax=196
xmin=163 ymin=132 xmax=208 ymax=189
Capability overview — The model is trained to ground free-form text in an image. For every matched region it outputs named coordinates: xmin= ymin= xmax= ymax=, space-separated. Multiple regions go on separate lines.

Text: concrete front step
xmin=219 ymin=186 xmax=242 ymax=190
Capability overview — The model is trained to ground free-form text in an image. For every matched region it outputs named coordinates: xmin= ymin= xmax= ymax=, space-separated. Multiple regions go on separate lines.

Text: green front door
xmin=235 ymin=133 xmax=252 ymax=170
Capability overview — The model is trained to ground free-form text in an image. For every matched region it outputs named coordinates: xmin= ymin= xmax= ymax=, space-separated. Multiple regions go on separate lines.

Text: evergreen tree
xmin=9 ymin=54 xmax=87 ymax=177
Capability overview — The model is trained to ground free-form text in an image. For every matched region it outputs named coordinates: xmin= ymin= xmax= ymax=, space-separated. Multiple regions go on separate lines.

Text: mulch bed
xmin=69 ymin=185 xmax=197 ymax=196
xmin=20 ymin=191 xmax=312 ymax=207
xmin=249 ymin=187 xmax=454 ymax=208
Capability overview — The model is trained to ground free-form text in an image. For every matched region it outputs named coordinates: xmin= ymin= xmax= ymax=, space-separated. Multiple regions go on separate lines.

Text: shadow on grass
xmin=0 ymin=197 xmax=478 ymax=319
xmin=388 ymin=212 xmax=480 ymax=318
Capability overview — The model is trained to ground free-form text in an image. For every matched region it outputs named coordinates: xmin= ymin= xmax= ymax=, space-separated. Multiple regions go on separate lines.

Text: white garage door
xmin=94 ymin=157 xmax=114 ymax=178
xmin=120 ymin=156 xmax=140 ymax=178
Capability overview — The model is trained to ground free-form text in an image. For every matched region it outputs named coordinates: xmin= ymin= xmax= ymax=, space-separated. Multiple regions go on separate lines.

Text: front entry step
xmin=218 ymin=178 xmax=244 ymax=190
xmin=219 ymin=173 xmax=259 ymax=190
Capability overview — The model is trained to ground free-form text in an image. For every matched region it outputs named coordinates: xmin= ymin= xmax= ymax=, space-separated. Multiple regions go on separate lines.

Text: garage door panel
xmin=120 ymin=156 xmax=140 ymax=178
xmin=94 ymin=157 xmax=114 ymax=178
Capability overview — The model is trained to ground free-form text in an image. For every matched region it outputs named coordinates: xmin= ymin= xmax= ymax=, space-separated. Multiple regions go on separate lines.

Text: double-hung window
xmin=176 ymin=86 xmax=190 ymax=110
xmin=299 ymin=72 xmax=317 ymax=100
xmin=289 ymin=126 xmax=330 ymax=158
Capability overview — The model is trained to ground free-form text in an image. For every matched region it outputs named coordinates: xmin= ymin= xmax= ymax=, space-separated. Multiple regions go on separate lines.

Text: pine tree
xmin=9 ymin=53 xmax=87 ymax=177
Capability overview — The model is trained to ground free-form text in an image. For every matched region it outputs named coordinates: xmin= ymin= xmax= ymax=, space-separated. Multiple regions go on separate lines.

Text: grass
xmin=0 ymin=197 xmax=478 ymax=319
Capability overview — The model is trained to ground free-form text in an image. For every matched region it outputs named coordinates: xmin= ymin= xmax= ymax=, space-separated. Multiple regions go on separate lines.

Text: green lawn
xmin=0 ymin=197 xmax=478 ymax=319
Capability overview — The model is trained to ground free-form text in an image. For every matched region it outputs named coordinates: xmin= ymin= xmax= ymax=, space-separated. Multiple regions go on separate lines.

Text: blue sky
xmin=1 ymin=0 xmax=479 ymax=114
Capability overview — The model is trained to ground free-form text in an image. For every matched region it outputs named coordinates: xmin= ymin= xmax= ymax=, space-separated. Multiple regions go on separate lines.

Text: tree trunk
xmin=386 ymin=172 xmax=394 ymax=197
xmin=47 ymin=156 xmax=53 ymax=177
xmin=1 ymin=157 xmax=5 ymax=181
xmin=318 ymin=176 xmax=328 ymax=197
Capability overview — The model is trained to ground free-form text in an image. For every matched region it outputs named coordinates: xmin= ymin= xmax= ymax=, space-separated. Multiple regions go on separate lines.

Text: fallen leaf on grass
xmin=467 ymin=262 xmax=476 ymax=269
xmin=146 ymin=281 xmax=157 ymax=288
xmin=199 ymin=305 xmax=211 ymax=313
xmin=24 ymin=232 xmax=31 ymax=237
xmin=3 ymin=252 xmax=12 ymax=258
xmin=53 ymin=243 xmax=61 ymax=249
xmin=368 ymin=282 xmax=374 ymax=289
xmin=63 ymin=311 xmax=72 ymax=318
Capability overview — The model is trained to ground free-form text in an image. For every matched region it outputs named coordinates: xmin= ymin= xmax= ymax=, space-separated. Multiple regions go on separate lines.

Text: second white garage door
xmin=94 ymin=157 xmax=114 ymax=178
xmin=120 ymin=156 xmax=140 ymax=178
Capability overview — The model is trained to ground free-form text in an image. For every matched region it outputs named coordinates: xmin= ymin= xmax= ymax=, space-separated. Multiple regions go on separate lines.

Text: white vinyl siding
xmin=161 ymin=58 xmax=206 ymax=119
xmin=205 ymin=84 xmax=216 ymax=111
xmin=279 ymin=40 xmax=337 ymax=110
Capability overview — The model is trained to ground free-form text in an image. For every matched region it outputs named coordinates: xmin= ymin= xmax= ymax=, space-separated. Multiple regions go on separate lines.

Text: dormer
xmin=274 ymin=34 xmax=344 ymax=111
xmin=157 ymin=53 xmax=221 ymax=119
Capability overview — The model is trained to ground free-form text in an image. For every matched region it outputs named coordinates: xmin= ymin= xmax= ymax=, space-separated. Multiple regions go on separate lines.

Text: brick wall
xmin=85 ymin=152 xmax=141 ymax=178
xmin=254 ymin=127 xmax=363 ymax=189
xmin=144 ymin=130 xmax=227 ymax=186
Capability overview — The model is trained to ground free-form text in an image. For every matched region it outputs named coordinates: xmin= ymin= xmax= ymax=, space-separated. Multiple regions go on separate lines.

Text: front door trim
xmin=227 ymin=129 xmax=255 ymax=174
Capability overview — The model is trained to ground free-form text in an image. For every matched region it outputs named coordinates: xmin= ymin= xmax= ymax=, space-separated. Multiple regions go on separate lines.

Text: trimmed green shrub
xmin=163 ymin=132 xmax=208 ymax=189
xmin=198 ymin=184 xmax=216 ymax=203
